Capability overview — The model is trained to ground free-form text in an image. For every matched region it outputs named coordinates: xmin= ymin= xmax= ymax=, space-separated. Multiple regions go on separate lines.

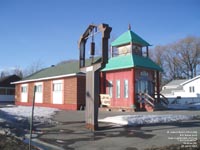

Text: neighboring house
xmin=0 ymin=75 xmax=21 ymax=103
xmin=161 ymin=75 xmax=200 ymax=104
xmin=12 ymin=59 xmax=100 ymax=110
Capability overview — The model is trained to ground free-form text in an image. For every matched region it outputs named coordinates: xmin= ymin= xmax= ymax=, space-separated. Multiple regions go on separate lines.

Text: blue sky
xmin=0 ymin=0 xmax=199 ymax=72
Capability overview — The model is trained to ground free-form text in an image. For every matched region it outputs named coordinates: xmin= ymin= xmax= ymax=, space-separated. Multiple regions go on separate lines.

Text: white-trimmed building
xmin=161 ymin=75 xmax=200 ymax=104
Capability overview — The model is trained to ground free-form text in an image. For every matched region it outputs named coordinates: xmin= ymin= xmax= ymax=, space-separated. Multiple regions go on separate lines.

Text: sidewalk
xmin=35 ymin=110 xmax=200 ymax=150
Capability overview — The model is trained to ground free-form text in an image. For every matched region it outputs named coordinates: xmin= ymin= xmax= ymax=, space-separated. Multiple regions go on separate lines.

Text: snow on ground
xmin=99 ymin=114 xmax=195 ymax=126
xmin=0 ymin=106 xmax=60 ymax=124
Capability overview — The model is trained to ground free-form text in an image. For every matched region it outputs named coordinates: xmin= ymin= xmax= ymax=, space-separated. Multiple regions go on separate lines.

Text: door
xmin=21 ymin=84 xmax=28 ymax=102
xmin=35 ymin=83 xmax=43 ymax=103
xmin=52 ymin=80 xmax=63 ymax=104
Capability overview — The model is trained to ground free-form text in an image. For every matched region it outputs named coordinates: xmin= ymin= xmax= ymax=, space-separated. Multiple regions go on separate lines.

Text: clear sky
xmin=0 ymin=0 xmax=199 ymax=72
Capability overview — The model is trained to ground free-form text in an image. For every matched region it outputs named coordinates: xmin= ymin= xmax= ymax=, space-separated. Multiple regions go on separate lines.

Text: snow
xmin=0 ymin=106 xmax=59 ymax=124
xmin=99 ymin=114 xmax=195 ymax=126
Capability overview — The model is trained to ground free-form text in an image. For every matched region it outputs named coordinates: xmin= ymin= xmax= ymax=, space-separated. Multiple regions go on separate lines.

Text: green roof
xmin=21 ymin=57 xmax=101 ymax=81
xmin=111 ymin=30 xmax=150 ymax=47
xmin=101 ymin=54 xmax=162 ymax=72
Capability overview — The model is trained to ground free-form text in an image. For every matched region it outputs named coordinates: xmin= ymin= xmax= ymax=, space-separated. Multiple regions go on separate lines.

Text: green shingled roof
xmin=111 ymin=30 xmax=150 ymax=47
xmin=22 ymin=61 xmax=80 ymax=81
xmin=22 ymin=57 xmax=101 ymax=81
xmin=101 ymin=54 xmax=162 ymax=72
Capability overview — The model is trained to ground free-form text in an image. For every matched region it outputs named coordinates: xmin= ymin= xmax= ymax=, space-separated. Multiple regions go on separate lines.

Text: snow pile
xmin=0 ymin=106 xmax=59 ymax=124
xmin=99 ymin=115 xmax=195 ymax=126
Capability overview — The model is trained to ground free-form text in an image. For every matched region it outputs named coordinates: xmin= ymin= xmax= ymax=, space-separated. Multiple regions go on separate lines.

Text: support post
xmin=78 ymin=23 xmax=112 ymax=131
xmin=29 ymin=86 xmax=36 ymax=150
xmin=156 ymin=71 xmax=160 ymax=103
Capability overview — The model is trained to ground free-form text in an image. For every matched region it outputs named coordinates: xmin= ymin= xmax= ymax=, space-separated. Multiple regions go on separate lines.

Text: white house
xmin=161 ymin=75 xmax=200 ymax=104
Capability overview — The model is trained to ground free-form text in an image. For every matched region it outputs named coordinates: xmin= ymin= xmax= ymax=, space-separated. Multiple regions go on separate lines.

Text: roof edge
xmin=180 ymin=75 xmax=200 ymax=86
xmin=12 ymin=73 xmax=85 ymax=84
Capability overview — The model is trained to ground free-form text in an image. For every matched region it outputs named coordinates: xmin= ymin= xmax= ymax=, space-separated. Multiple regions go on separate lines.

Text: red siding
xmin=105 ymin=68 xmax=134 ymax=108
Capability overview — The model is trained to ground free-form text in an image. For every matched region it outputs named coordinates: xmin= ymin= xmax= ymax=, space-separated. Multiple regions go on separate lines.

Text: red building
xmin=13 ymin=26 xmax=162 ymax=111
xmin=100 ymin=27 xmax=162 ymax=111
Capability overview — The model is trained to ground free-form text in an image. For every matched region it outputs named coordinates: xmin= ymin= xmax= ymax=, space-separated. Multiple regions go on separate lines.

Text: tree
xmin=174 ymin=36 xmax=200 ymax=78
xmin=150 ymin=36 xmax=200 ymax=82
xmin=13 ymin=67 xmax=23 ymax=78
xmin=23 ymin=60 xmax=45 ymax=77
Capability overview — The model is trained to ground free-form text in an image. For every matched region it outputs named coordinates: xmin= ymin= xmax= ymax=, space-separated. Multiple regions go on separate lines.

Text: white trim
xmin=11 ymin=73 xmax=85 ymax=84
xmin=181 ymin=75 xmax=200 ymax=86
xmin=53 ymin=80 xmax=63 ymax=84
xmin=35 ymin=82 xmax=43 ymax=86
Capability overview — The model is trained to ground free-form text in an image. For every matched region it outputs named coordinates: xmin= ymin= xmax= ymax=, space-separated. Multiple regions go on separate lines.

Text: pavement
xmin=34 ymin=110 xmax=200 ymax=150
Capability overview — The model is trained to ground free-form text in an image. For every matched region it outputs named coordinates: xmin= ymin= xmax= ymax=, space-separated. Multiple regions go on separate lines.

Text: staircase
xmin=137 ymin=92 xmax=169 ymax=112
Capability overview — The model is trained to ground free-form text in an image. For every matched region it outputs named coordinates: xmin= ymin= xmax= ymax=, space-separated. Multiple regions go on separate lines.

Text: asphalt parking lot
xmin=35 ymin=110 xmax=200 ymax=150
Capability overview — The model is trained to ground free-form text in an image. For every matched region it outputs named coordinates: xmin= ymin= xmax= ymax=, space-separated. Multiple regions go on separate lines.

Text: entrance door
xmin=21 ymin=84 xmax=28 ymax=102
xmin=136 ymin=79 xmax=154 ymax=110
xmin=52 ymin=80 xmax=63 ymax=104
xmin=136 ymin=79 xmax=152 ymax=95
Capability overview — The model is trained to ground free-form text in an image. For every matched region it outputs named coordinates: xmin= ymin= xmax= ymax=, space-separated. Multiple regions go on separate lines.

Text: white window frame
xmin=108 ymin=80 xmax=113 ymax=98
xmin=124 ymin=80 xmax=129 ymax=98
xmin=53 ymin=80 xmax=63 ymax=92
xmin=116 ymin=80 xmax=120 ymax=98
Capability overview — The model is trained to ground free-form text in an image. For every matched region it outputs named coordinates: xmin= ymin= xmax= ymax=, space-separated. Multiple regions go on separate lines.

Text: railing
xmin=156 ymin=93 xmax=169 ymax=105
xmin=137 ymin=93 xmax=155 ymax=107
xmin=137 ymin=92 xmax=169 ymax=107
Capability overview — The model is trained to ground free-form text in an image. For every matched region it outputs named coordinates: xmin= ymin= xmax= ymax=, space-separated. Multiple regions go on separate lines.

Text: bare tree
xmin=174 ymin=36 xmax=200 ymax=78
xmin=151 ymin=36 xmax=200 ymax=82
xmin=23 ymin=60 xmax=45 ymax=77
xmin=13 ymin=67 xmax=23 ymax=78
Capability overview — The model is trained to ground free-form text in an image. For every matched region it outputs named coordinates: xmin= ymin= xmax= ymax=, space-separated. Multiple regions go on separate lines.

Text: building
xmin=100 ymin=27 xmax=162 ymax=111
xmin=13 ymin=61 xmax=87 ymax=110
xmin=0 ymin=75 xmax=21 ymax=103
xmin=13 ymin=26 xmax=162 ymax=111
xmin=161 ymin=75 xmax=200 ymax=104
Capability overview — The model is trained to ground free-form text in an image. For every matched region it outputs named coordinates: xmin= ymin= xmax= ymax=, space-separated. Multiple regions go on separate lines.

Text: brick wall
xmin=28 ymin=82 xmax=34 ymax=103
xmin=77 ymin=76 xmax=86 ymax=106
xmin=64 ymin=77 xmax=77 ymax=104
xmin=15 ymin=84 xmax=21 ymax=102
xmin=14 ymin=75 xmax=86 ymax=110
xmin=43 ymin=80 xmax=52 ymax=104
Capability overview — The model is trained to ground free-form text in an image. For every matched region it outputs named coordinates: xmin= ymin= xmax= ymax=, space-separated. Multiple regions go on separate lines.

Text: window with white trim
xmin=35 ymin=85 xmax=42 ymax=92
xmin=116 ymin=80 xmax=120 ymax=98
xmin=108 ymin=81 xmax=113 ymax=98
xmin=52 ymin=80 xmax=63 ymax=92
xmin=189 ymin=86 xmax=195 ymax=93
xmin=124 ymin=80 xmax=129 ymax=98
xmin=21 ymin=86 xmax=28 ymax=93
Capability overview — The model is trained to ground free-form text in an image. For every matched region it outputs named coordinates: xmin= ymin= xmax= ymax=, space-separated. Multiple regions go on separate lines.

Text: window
xmin=0 ymin=88 xmax=6 ymax=95
xmin=108 ymin=81 xmax=113 ymax=98
xmin=116 ymin=80 xmax=120 ymax=98
xmin=21 ymin=86 xmax=27 ymax=93
xmin=53 ymin=83 xmax=62 ymax=92
xmin=6 ymin=88 xmax=15 ymax=95
xmin=189 ymin=86 xmax=195 ymax=93
xmin=124 ymin=80 xmax=129 ymax=98
xmin=35 ymin=85 xmax=42 ymax=92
